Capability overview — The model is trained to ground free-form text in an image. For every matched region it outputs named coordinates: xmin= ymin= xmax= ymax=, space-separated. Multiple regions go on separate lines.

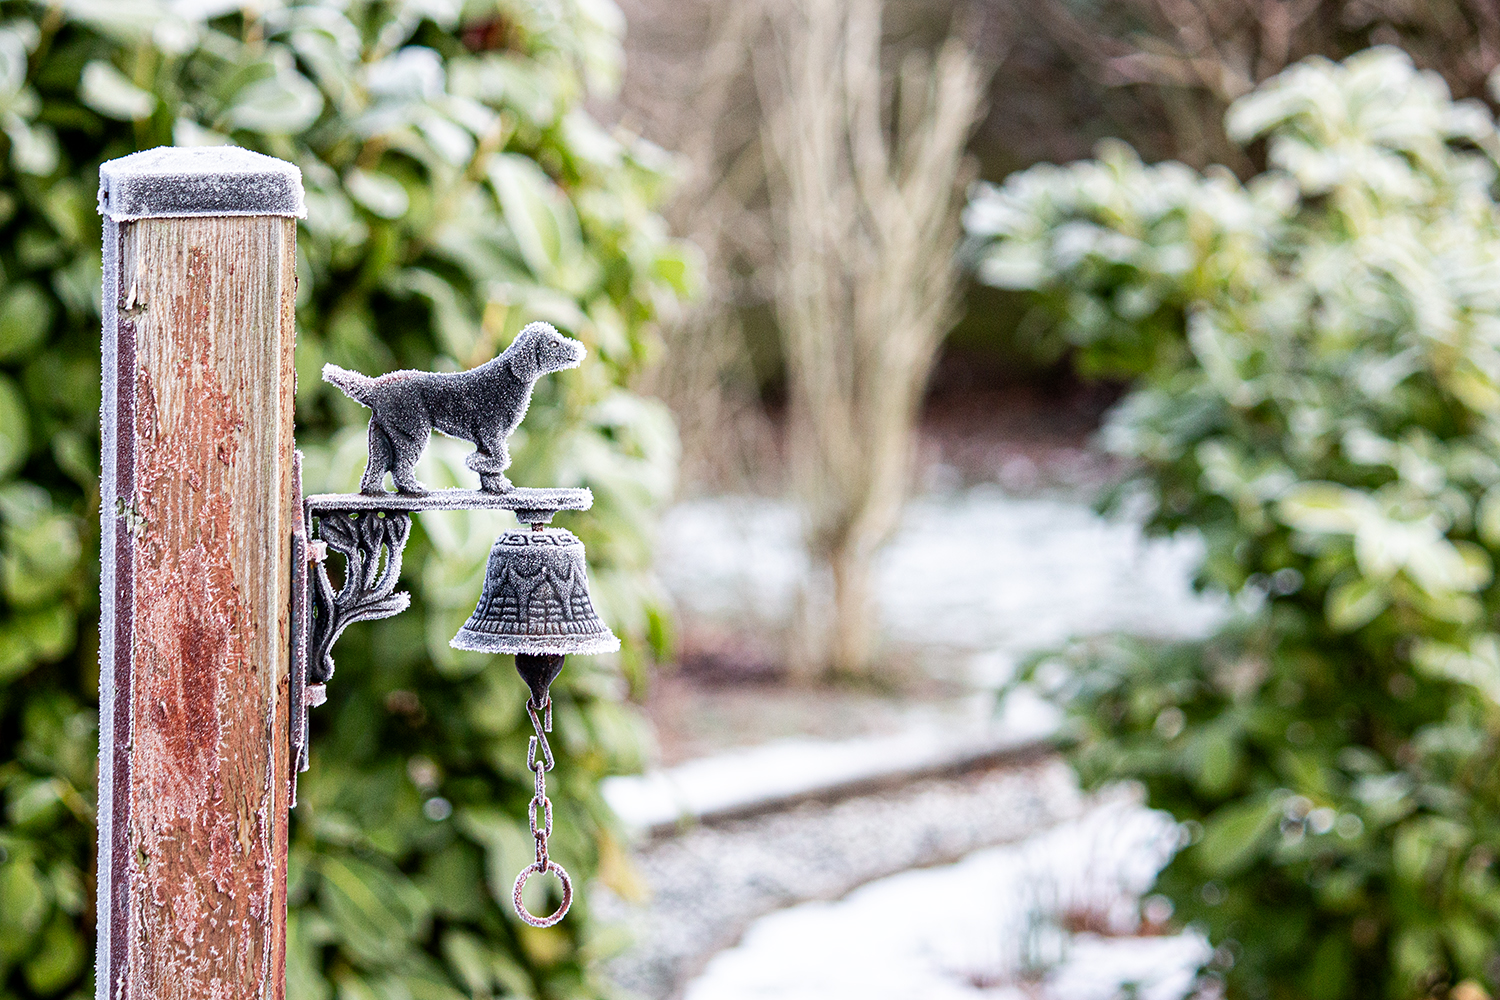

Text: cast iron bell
xmin=450 ymin=526 xmax=619 ymax=702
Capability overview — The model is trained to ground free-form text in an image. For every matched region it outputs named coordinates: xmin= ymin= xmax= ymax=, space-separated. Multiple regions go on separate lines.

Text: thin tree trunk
xmin=761 ymin=0 xmax=987 ymax=679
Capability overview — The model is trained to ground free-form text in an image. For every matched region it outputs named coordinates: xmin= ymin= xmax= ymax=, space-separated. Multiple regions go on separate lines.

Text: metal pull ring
xmin=513 ymin=859 xmax=573 ymax=928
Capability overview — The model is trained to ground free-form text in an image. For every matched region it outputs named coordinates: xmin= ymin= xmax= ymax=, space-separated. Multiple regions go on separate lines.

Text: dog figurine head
xmin=506 ymin=321 xmax=586 ymax=383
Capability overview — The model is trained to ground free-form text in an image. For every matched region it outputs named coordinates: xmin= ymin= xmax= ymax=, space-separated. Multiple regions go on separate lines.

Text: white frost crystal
xmin=97 ymin=145 xmax=306 ymax=221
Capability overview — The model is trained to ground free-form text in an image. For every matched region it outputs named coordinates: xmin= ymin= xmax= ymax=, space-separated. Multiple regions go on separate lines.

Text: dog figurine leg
xmin=362 ymin=424 xmax=394 ymax=495
xmin=467 ymin=432 xmax=512 ymax=493
xmin=384 ymin=424 xmax=429 ymax=495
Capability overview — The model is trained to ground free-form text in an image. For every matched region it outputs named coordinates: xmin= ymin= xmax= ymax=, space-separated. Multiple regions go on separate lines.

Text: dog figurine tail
xmin=322 ymin=363 xmax=376 ymax=406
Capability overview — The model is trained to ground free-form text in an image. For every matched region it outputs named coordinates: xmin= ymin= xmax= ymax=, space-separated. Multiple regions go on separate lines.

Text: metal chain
xmin=513 ymin=696 xmax=572 ymax=927
xmin=526 ymin=697 xmax=554 ymax=863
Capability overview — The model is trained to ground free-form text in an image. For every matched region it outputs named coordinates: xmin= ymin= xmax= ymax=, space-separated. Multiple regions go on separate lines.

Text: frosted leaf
xmin=150 ymin=16 xmax=201 ymax=56
xmin=0 ymin=27 xmax=30 ymax=99
xmin=416 ymin=111 xmax=474 ymax=166
xmin=365 ymin=46 xmax=445 ymax=100
xmin=346 ymin=169 xmax=410 ymax=219
xmin=172 ymin=118 xmax=230 ymax=147
xmin=3 ymin=115 xmax=57 ymax=175
xmin=397 ymin=0 xmax=461 ymax=29
xmin=168 ymin=0 xmax=244 ymax=19
xmin=79 ymin=61 xmax=156 ymax=120
xmin=225 ymin=66 xmax=323 ymax=134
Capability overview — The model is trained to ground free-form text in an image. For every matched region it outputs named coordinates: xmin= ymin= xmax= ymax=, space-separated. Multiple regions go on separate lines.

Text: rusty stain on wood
xmin=107 ymin=216 xmax=296 ymax=1000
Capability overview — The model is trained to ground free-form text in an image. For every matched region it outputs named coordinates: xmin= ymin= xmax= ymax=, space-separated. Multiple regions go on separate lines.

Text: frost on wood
xmin=98 ymin=145 xmax=306 ymax=222
xmin=97 ymin=210 xmax=297 ymax=1000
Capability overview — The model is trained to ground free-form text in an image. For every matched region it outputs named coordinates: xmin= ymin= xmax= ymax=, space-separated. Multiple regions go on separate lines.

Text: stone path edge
xmin=609 ymin=733 xmax=1060 ymax=839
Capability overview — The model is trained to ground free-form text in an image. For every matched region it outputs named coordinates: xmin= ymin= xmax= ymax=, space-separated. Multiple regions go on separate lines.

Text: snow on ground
xmin=600 ymin=761 xmax=1090 ymax=999
xmin=611 ymin=488 xmax=1222 ymax=829
xmin=603 ymin=687 xmax=1058 ymax=830
xmin=657 ymin=488 xmax=1225 ymax=674
xmin=681 ymin=793 xmax=1210 ymax=1000
xmin=608 ymin=489 xmax=1221 ymax=998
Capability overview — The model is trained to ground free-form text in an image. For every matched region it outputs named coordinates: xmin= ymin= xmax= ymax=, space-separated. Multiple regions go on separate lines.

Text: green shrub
xmin=968 ymin=48 xmax=1500 ymax=999
xmin=0 ymin=2 xmax=689 ymax=998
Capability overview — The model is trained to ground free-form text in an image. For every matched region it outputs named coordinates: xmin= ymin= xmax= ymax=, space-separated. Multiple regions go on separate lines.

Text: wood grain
xmin=102 ymin=215 xmax=296 ymax=1000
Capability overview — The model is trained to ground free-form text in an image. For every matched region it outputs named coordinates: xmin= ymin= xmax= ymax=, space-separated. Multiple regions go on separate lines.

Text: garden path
xmin=603 ymin=488 xmax=1222 ymax=999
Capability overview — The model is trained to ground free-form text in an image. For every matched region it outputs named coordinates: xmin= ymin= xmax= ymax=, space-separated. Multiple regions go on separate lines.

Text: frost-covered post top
xmin=97 ymin=145 xmax=306 ymax=222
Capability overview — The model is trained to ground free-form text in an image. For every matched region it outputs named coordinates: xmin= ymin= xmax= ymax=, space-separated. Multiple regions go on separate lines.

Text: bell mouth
xmin=449 ymin=629 xmax=620 ymax=656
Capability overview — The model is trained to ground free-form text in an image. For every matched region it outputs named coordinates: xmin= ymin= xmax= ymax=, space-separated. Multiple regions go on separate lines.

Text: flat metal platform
xmin=306 ymin=487 xmax=592 ymax=516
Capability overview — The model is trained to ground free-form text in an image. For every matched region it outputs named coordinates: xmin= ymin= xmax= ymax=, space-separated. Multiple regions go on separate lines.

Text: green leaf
xmin=0 ymin=373 xmax=29 ymax=477
xmin=1196 ymin=796 xmax=1280 ymax=876
xmin=416 ymin=843 xmax=487 ymax=922
xmin=7 ymin=778 xmax=64 ymax=829
xmin=1325 ymin=577 xmax=1389 ymax=632
xmin=2 ymin=495 xmax=82 ymax=608
xmin=317 ymin=855 xmax=428 ymax=966
xmin=0 ymin=855 xmax=48 ymax=951
xmin=1190 ymin=721 xmax=1242 ymax=796
xmin=31 ymin=605 xmax=76 ymax=662
xmin=0 ymin=284 xmax=54 ymax=361
xmin=1479 ymin=486 xmax=1500 ymax=548
xmin=490 ymin=154 xmax=584 ymax=283
xmin=288 ymin=911 xmax=335 ymax=1000
xmin=22 ymin=911 xmax=83 ymax=994
xmin=650 ymin=244 xmax=698 ymax=299
xmin=455 ymin=807 xmax=534 ymax=909
xmin=1303 ymin=933 xmax=1351 ymax=1000
xmin=1393 ymin=926 xmax=1443 ymax=991
xmin=0 ymin=624 xmax=33 ymax=682
xmin=401 ymin=973 xmax=467 ymax=1000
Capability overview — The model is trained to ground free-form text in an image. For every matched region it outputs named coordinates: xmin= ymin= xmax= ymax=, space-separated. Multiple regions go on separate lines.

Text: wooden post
xmin=96 ymin=148 xmax=304 ymax=1000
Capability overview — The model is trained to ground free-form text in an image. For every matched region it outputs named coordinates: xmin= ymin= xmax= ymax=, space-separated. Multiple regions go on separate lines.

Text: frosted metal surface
xmin=98 ymin=145 xmax=306 ymax=221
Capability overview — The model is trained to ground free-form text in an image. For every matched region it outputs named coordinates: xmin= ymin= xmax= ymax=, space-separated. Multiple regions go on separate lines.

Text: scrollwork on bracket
xmin=309 ymin=508 xmax=413 ymax=685
xmin=291 ymin=506 xmax=412 ymax=786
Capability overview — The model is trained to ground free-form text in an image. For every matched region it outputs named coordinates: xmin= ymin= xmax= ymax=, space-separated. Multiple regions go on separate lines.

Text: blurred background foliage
xmin=613 ymin=0 xmax=1500 ymax=488
xmin=0 ymin=0 xmax=689 ymax=998
xmin=970 ymin=49 xmax=1500 ymax=999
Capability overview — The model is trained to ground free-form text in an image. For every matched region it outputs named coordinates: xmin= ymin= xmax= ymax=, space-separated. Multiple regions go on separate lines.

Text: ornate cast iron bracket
xmin=289 ymin=486 xmax=593 ymax=798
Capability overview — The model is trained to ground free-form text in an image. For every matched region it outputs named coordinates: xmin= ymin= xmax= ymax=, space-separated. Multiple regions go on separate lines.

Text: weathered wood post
xmin=96 ymin=148 xmax=304 ymax=1000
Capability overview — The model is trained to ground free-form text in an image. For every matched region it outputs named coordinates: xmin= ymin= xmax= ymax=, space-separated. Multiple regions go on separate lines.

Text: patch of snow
xmin=657 ymin=488 xmax=1226 ymax=666
xmin=602 ymin=689 xmax=1058 ymax=831
xmin=681 ymin=795 xmax=1209 ymax=1000
xmin=601 ymin=762 xmax=1088 ymax=999
xmin=620 ymin=488 xmax=1221 ymax=831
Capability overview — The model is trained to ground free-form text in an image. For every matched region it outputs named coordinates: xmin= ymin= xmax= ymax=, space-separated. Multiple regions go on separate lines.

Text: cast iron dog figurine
xmin=323 ymin=321 xmax=586 ymax=495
